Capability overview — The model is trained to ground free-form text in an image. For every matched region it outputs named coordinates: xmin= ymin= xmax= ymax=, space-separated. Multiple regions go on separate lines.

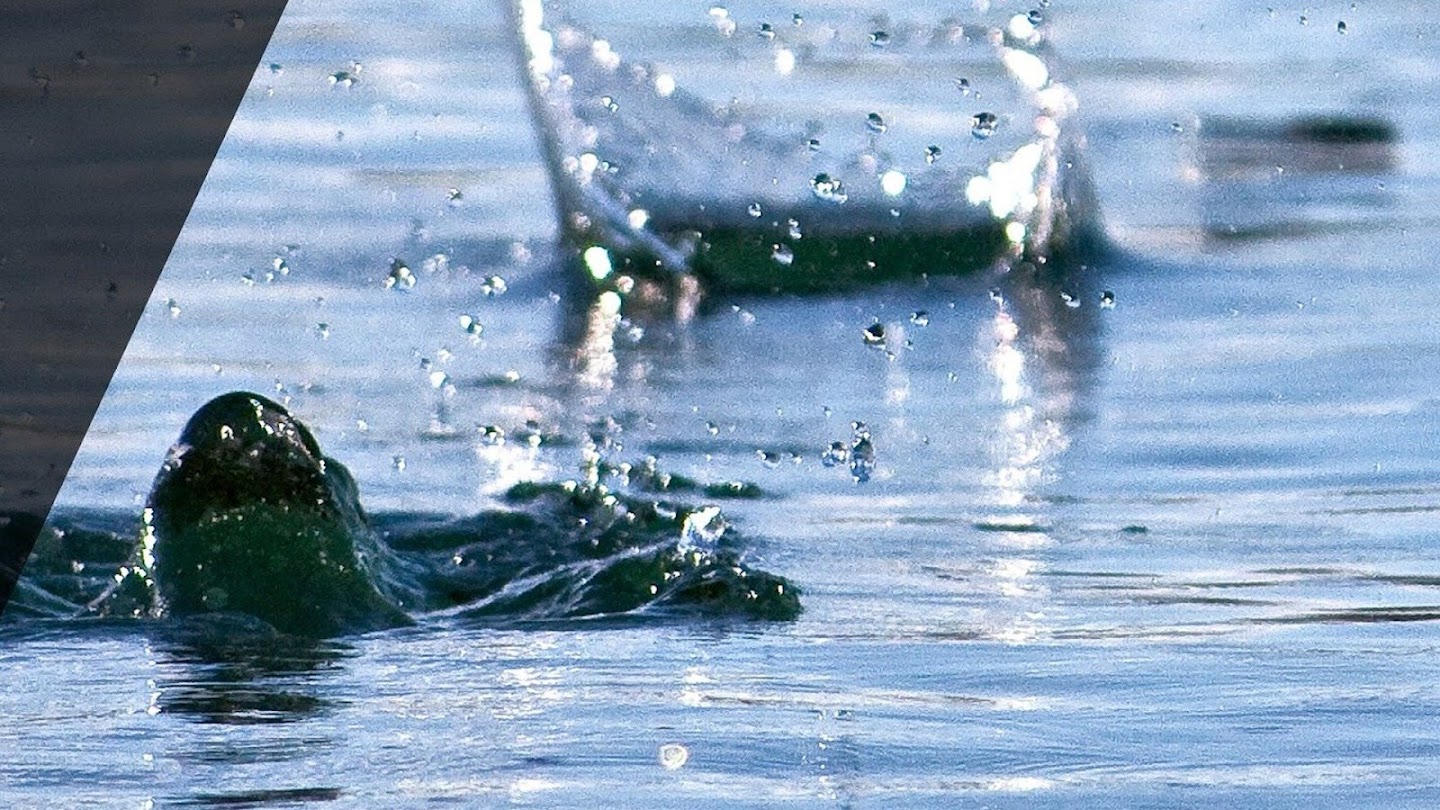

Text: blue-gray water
xmin=7 ymin=0 xmax=1440 ymax=806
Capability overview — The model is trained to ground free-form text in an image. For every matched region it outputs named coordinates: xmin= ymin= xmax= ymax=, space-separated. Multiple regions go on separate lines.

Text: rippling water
xmin=7 ymin=0 xmax=1440 ymax=805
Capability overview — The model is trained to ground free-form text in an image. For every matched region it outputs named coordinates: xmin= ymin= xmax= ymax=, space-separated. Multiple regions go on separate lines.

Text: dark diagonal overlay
xmin=0 ymin=0 xmax=288 ymax=614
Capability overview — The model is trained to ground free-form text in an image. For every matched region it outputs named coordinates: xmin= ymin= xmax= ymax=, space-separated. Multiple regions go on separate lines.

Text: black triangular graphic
xmin=0 ymin=0 xmax=290 ymax=614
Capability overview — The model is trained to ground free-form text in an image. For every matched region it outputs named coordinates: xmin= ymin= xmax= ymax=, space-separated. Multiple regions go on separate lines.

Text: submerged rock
xmin=11 ymin=392 xmax=800 ymax=636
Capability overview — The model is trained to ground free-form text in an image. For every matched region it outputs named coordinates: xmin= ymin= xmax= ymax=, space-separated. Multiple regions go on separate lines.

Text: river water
xmin=6 ymin=0 xmax=1440 ymax=806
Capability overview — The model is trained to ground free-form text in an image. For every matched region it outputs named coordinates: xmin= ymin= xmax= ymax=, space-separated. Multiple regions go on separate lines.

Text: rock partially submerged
xmin=12 ymin=392 xmax=800 ymax=636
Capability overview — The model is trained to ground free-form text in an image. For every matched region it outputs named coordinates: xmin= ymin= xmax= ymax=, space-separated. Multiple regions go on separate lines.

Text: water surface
xmin=7 ymin=0 xmax=1440 ymax=806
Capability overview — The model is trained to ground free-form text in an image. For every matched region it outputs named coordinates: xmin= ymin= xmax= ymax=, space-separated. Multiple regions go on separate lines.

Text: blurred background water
xmin=7 ymin=0 xmax=1440 ymax=806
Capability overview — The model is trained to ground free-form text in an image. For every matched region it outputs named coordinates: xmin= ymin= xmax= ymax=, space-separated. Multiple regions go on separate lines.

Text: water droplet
xmin=869 ymin=30 xmax=891 ymax=47
xmin=705 ymin=421 xmax=720 ymax=436
xmin=273 ymin=257 xmax=290 ymax=276
xmin=1170 ymin=121 xmax=1184 ymax=133
xmin=862 ymin=322 xmax=886 ymax=345
xmin=315 ymin=322 xmax=330 ymax=339
xmin=954 ymin=77 xmax=972 ymax=95
xmin=482 ymin=275 xmax=508 ymax=296
xmin=1027 ymin=9 xmax=1043 ymax=25
xmin=758 ymin=22 xmax=775 ymax=39
xmin=458 ymin=314 xmax=483 ymax=340
xmin=849 ymin=422 xmax=875 ymax=483
xmin=165 ymin=298 xmax=181 ymax=318
xmin=392 ymin=455 xmax=406 ymax=471
xmin=792 ymin=13 xmax=803 ymax=25
xmin=866 ymin=112 xmax=887 ymax=133
xmin=787 ymin=218 xmax=803 ymax=240
xmin=924 ymin=145 xmax=942 ymax=164
xmin=659 ymin=743 xmax=690 ymax=770
xmin=811 ymin=173 xmax=848 ymax=204
xmin=1337 ymin=20 xmax=1347 ymax=33
xmin=447 ymin=188 xmax=464 ymax=206
xmin=268 ymin=62 xmax=283 ymax=75
xmin=880 ymin=170 xmax=907 ymax=196
xmin=757 ymin=450 xmax=783 ymax=469
xmin=384 ymin=258 xmax=415 ymax=290
xmin=356 ymin=419 xmax=369 ymax=432
xmin=708 ymin=6 xmax=736 ymax=36
xmin=478 ymin=425 xmax=505 ymax=446
xmin=771 ymin=244 xmax=795 ymax=266
xmin=821 ymin=441 xmax=849 ymax=467
xmin=1299 ymin=14 xmax=1309 ymax=25
xmin=329 ymin=70 xmax=356 ymax=88
xmin=971 ymin=112 xmax=999 ymax=139
xmin=747 ymin=202 xmax=763 ymax=218
xmin=1100 ymin=290 xmax=1116 ymax=309
xmin=1060 ymin=291 xmax=1080 ymax=308
xmin=807 ymin=137 xmax=822 ymax=151
xmin=910 ymin=310 xmax=930 ymax=326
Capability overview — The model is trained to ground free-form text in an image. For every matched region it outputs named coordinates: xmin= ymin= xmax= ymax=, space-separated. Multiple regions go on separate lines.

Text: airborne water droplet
xmin=862 ymin=322 xmax=886 ymax=346
xmin=811 ymin=173 xmax=848 ymax=204
xmin=165 ymin=298 xmax=181 ymax=318
xmin=384 ymin=258 xmax=415 ymax=290
xmin=849 ymin=422 xmax=876 ymax=483
xmin=924 ymin=145 xmax=942 ymax=164
xmin=1100 ymin=290 xmax=1116 ymax=309
xmin=971 ymin=112 xmax=999 ymax=139
xmin=910 ymin=310 xmax=930 ymax=326
xmin=866 ymin=112 xmax=887 ymax=133
xmin=1337 ymin=20 xmax=1347 ymax=34
xmin=758 ymin=22 xmax=775 ymax=39
xmin=771 ymin=244 xmax=795 ymax=266
xmin=869 ymin=30 xmax=891 ymax=47
xmin=747 ymin=202 xmax=763 ymax=218
xmin=954 ymin=77 xmax=972 ymax=95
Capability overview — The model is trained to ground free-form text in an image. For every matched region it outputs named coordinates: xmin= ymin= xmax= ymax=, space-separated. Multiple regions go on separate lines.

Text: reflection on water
xmin=153 ymin=634 xmax=353 ymax=727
